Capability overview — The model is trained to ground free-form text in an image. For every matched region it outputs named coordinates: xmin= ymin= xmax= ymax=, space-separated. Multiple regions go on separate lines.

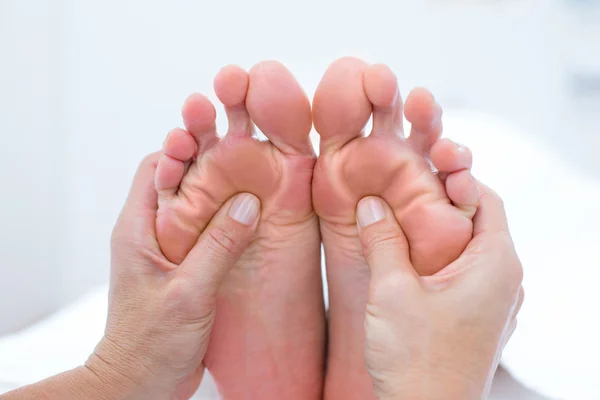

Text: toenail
xmin=357 ymin=198 xmax=385 ymax=228
xmin=455 ymin=142 xmax=468 ymax=153
xmin=229 ymin=193 xmax=260 ymax=226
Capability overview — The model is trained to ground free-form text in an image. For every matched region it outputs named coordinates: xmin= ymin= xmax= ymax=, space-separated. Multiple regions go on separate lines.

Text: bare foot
xmin=155 ymin=62 xmax=325 ymax=399
xmin=312 ymin=57 xmax=478 ymax=399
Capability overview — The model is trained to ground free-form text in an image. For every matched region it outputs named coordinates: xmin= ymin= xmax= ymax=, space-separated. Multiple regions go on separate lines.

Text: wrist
xmin=82 ymin=355 xmax=146 ymax=400
xmin=84 ymin=338 xmax=169 ymax=400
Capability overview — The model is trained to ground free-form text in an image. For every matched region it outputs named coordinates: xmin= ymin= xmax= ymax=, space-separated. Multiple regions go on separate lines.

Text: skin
xmin=1 ymin=61 xmax=521 ymax=400
xmin=2 ymin=154 xmax=263 ymax=400
xmin=156 ymin=58 xmax=480 ymax=398
xmin=311 ymin=57 xmax=479 ymax=399
xmin=1 ymin=163 xmax=522 ymax=400
xmin=357 ymin=183 xmax=524 ymax=400
xmin=155 ymin=62 xmax=325 ymax=399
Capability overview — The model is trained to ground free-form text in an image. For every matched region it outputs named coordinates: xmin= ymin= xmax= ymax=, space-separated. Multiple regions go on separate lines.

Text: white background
xmin=1 ymin=0 xmax=599 ymax=398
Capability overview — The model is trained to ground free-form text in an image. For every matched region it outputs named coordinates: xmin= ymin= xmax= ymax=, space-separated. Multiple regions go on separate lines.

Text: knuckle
xmin=510 ymin=259 xmax=524 ymax=286
xmin=369 ymin=271 xmax=405 ymax=304
xmin=206 ymin=225 xmax=241 ymax=256
xmin=474 ymin=231 xmax=524 ymax=293
xmin=485 ymin=230 xmax=513 ymax=253
xmin=498 ymin=245 xmax=524 ymax=291
xmin=165 ymin=279 xmax=215 ymax=325
xmin=504 ymin=254 xmax=524 ymax=293
xmin=495 ymin=235 xmax=523 ymax=287
xmin=361 ymin=227 xmax=406 ymax=259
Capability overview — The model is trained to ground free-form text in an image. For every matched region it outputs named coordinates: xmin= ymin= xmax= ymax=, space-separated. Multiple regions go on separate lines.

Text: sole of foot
xmin=312 ymin=57 xmax=478 ymax=399
xmin=155 ymin=61 xmax=326 ymax=399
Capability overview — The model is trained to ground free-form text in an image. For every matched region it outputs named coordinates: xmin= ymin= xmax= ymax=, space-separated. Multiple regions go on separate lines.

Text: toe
xmin=405 ymin=88 xmax=443 ymax=155
xmin=430 ymin=138 xmax=472 ymax=173
xmin=445 ymin=169 xmax=479 ymax=218
xmin=155 ymin=153 xmax=186 ymax=196
xmin=313 ymin=57 xmax=371 ymax=152
xmin=364 ymin=64 xmax=404 ymax=137
xmin=182 ymin=93 xmax=219 ymax=152
xmin=246 ymin=60 xmax=313 ymax=155
xmin=163 ymin=128 xmax=197 ymax=161
xmin=214 ymin=65 xmax=254 ymax=137
xmin=155 ymin=128 xmax=197 ymax=197
xmin=430 ymin=138 xmax=477 ymax=217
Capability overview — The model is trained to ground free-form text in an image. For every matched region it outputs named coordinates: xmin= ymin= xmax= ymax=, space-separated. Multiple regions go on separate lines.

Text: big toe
xmin=312 ymin=57 xmax=372 ymax=152
xmin=246 ymin=61 xmax=313 ymax=156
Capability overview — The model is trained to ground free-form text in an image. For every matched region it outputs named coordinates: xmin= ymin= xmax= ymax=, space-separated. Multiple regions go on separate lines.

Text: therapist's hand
xmin=357 ymin=184 xmax=523 ymax=400
xmin=86 ymin=153 xmax=261 ymax=399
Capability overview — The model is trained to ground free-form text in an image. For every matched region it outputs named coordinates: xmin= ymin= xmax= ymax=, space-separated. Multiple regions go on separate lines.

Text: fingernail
xmin=228 ymin=194 xmax=260 ymax=226
xmin=357 ymin=198 xmax=385 ymax=228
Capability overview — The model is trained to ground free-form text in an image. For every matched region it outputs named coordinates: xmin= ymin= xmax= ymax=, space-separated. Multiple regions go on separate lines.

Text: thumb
xmin=178 ymin=193 xmax=261 ymax=297
xmin=357 ymin=197 xmax=416 ymax=284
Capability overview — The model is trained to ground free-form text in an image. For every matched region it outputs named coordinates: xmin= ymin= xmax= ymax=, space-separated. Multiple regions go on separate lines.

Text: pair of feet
xmin=154 ymin=57 xmax=478 ymax=399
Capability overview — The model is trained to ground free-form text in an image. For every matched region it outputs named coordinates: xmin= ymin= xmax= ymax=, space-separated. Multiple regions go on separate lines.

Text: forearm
xmin=1 ymin=366 xmax=129 ymax=400
xmin=0 ymin=349 xmax=153 ymax=400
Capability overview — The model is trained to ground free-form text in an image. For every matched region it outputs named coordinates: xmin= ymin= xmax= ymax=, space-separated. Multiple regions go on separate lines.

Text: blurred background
xmin=1 ymin=0 xmax=599 ymax=399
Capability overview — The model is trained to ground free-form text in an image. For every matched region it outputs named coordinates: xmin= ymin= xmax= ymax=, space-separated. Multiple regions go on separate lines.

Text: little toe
xmin=364 ymin=63 xmax=404 ymax=137
xmin=214 ymin=65 xmax=254 ymax=137
xmin=182 ymin=93 xmax=219 ymax=152
xmin=445 ymin=169 xmax=479 ymax=218
xmin=163 ymin=128 xmax=197 ymax=161
xmin=246 ymin=60 xmax=313 ymax=155
xmin=430 ymin=138 xmax=473 ymax=173
xmin=155 ymin=128 xmax=197 ymax=197
xmin=405 ymin=87 xmax=443 ymax=155
xmin=313 ymin=57 xmax=371 ymax=153
xmin=155 ymin=153 xmax=186 ymax=197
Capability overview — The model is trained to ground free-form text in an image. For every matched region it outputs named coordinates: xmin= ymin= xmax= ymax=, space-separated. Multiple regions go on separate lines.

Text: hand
xmin=356 ymin=184 xmax=524 ymax=400
xmin=86 ymin=153 xmax=261 ymax=399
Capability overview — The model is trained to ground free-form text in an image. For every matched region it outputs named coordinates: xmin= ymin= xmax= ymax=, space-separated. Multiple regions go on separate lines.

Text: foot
xmin=155 ymin=62 xmax=325 ymax=399
xmin=312 ymin=57 xmax=478 ymax=399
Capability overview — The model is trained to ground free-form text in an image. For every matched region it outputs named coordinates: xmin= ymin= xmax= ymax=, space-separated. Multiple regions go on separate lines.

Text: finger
xmin=356 ymin=197 xmax=417 ymax=284
xmin=123 ymin=152 xmax=160 ymax=213
xmin=426 ymin=184 xmax=520 ymax=293
xmin=451 ymin=226 xmax=522 ymax=301
xmin=178 ymin=193 xmax=260 ymax=297
xmin=113 ymin=152 xmax=161 ymax=242
xmin=472 ymin=182 xmax=510 ymax=237
xmin=469 ymin=183 xmax=522 ymax=289
xmin=445 ymin=169 xmax=479 ymax=218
